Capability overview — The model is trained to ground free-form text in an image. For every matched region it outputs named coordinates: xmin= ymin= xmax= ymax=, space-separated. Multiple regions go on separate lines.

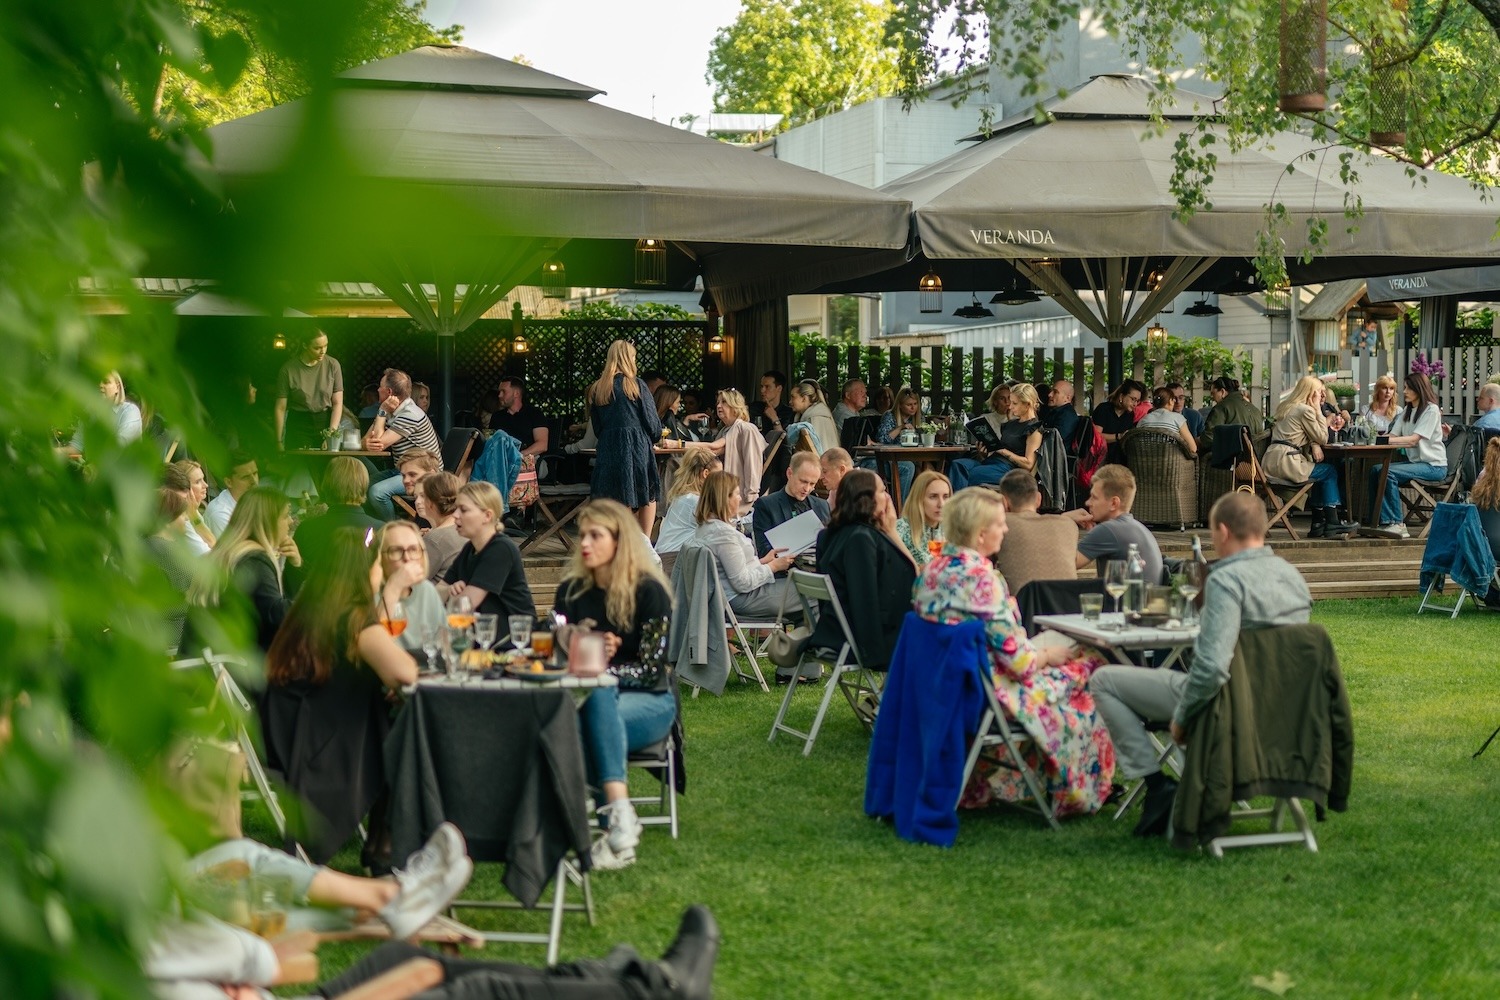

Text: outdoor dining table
xmin=855 ymin=444 xmax=968 ymax=507
xmin=1321 ymin=442 xmax=1400 ymax=533
xmin=1033 ymin=612 xmax=1200 ymax=671
xmin=285 ymin=448 xmax=391 ymax=460
xmin=383 ymin=672 xmax=616 ymax=962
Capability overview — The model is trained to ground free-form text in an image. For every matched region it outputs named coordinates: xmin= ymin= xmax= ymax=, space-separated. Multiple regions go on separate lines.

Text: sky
xmin=430 ymin=1 xmax=745 ymax=123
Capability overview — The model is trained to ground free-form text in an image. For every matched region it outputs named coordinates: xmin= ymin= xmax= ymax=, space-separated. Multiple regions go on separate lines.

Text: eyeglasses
xmin=382 ymin=545 xmax=424 ymax=560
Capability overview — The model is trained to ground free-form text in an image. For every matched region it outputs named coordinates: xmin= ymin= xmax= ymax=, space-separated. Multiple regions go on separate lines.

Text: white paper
xmin=763 ymin=509 xmax=825 ymax=556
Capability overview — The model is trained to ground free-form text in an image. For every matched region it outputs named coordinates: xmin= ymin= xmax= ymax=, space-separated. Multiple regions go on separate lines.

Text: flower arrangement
xmin=1411 ymin=351 xmax=1447 ymax=381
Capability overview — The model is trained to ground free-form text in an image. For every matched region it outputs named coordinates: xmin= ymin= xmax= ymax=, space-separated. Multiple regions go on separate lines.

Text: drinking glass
xmin=1079 ymin=593 xmax=1104 ymax=621
xmin=508 ymin=614 xmax=533 ymax=651
xmin=1176 ymin=561 xmax=1207 ymax=626
xmin=446 ymin=593 xmax=475 ymax=632
xmin=418 ymin=621 xmax=443 ymax=675
xmin=248 ymin=874 xmax=291 ymax=939
xmin=448 ymin=624 xmax=473 ymax=680
xmin=379 ymin=599 xmax=407 ymax=639
xmin=473 ymin=613 xmax=498 ymax=654
xmin=1102 ymin=560 xmax=1128 ymax=629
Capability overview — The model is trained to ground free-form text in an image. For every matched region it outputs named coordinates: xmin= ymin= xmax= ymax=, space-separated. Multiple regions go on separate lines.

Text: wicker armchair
xmin=1122 ymin=428 xmax=1198 ymax=529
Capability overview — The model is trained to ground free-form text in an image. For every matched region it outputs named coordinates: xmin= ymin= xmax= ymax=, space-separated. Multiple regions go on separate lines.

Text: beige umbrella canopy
xmin=867 ymin=75 xmax=1500 ymax=360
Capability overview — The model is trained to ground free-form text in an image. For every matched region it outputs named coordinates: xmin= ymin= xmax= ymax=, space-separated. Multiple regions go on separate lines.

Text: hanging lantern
xmin=635 ymin=238 xmax=667 ymax=286
xmin=1368 ymin=1 xmax=1410 ymax=147
xmin=511 ymin=333 xmax=530 ymax=354
xmin=707 ymin=332 xmax=726 ymax=353
xmin=540 ymin=259 xmax=567 ymax=298
xmin=1278 ymin=0 xmax=1328 ymax=113
xmin=1147 ymin=322 xmax=1169 ymax=352
xmin=272 ymin=331 xmax=287 ymax=350
xmin=918 ymin=271 xmax=943 ymax=313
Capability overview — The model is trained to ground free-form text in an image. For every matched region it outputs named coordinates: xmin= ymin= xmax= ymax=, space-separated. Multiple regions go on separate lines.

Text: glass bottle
xmin=1124 ymin=543 xmax=1146 ymax=617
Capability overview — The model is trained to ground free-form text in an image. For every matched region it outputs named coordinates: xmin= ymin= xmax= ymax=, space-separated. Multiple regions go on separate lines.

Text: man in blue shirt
xmin=1475 ymin=384 xmax=1500 ymax=432
xmin=1089 ymin=492 xmax=1312 ymax=838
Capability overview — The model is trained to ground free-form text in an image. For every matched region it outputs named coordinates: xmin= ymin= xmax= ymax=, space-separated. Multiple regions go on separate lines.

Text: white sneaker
xmin=380 ymin=822 xmax=474 ymax=939
xmin=600 ymin=799 xmax=642 ymax=854
xmin=590 ymin=835 xmax=636 ymax=871
xmin=1376 ymin=522 xmax=1411 ymax=539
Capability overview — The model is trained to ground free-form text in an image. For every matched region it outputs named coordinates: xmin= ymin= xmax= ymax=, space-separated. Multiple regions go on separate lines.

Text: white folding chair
xmin=627 ymin=727 xmax=680 ymax=839
xmin=959 ymin=669 xmax=1061 ymax=831
xmin=769 ymin=569 xmax=881 ymax=756
xmin=171 ymin=647 xmax=300 ymax=859
xmin=1204 ymin=798 xmax=1319 ymax=858
xmin=448 ymin=857 xmax=594 ymax=966
xmin=696 ymin=545 xmax=772 ymax=693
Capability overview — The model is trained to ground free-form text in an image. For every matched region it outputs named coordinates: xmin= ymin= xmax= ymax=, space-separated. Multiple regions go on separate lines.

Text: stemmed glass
xmin=1176 ymin=561 xmax=1207 ymax=627
xmin=418 ymin=620 xmax=443 ymax=676
xmin=473 ymin=613 xmax=498 ymax=662
xmin=445 ymin=594 xmax=475 ymax=680
xmin=1102 ymin=560 xmax=1128 ymax=630
xmin=379 ymin=598 xmax=407 ymax=639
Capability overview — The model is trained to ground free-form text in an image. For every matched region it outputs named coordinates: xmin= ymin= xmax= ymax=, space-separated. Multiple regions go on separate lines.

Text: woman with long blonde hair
xmin=587 ymin=339 xmax=663 ymax=533
xmin=554 ymin=500 xmax=676 ymax=870
xmin=1361 ymin=374 xmax=1401 ymax=434
xmin=692 ymin=471 xmax=797 ymax=619
xmin=165 ymin=459 xmax=217 ymax=554
xmin=192 ymin=486 xmax=302 ymax=650
xmin=895 ymin=470 xmax=951 ymax=567
xmin=655 ymin=448 xmax=722 ymax=558
xmin=875 ymin=386 xmax=921 ymax=498
xmin=1264 ymin=375 xmax=1353 ymax=538
xmin=948 ymin=383 xmax=1044 ymax=490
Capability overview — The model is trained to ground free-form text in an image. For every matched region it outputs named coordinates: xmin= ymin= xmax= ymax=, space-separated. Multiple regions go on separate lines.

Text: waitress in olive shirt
xmin=438 ymin=481 xmax=536 ymax=621
xmin=275 ymin=330 xmax=344 ymax=450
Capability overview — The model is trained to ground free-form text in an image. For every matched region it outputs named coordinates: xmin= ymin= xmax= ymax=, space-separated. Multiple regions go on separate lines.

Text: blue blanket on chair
xmin=865 ymin=614 xmax=988 ymax=848
xmin=471 ymin=430 xmax=522 ymax=503
xmin=1420 ymin=502 xmax=1497 ymax=598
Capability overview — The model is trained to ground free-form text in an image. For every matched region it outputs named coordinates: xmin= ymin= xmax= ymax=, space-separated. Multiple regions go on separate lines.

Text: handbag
xmin=765 ymin=586 xmax=813 ymax=669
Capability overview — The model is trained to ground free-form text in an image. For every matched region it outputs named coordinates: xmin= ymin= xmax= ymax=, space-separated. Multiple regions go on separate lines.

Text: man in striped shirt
xmin=365 ymin=367 xmax=443 ymax=519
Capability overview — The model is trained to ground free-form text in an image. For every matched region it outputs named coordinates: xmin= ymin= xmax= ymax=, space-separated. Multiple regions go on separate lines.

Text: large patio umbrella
xmin=150 ymin=45 xmax=912 ymax=426
xmin=828 ymin=75 xmax=1500 ymax=384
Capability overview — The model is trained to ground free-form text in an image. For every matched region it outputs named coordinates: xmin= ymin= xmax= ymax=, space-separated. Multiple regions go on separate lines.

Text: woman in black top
xmin=190 ymin=486 xmax=301 ymax=651
xmin=948 ymin=384 xmax=1044 ymax=491
xmin=1091 ymin=379 xmax=1146 ymax=465
xmin=808 ymin=470 xmax=917 ymax=670
xmin=554 ymin=499 xmax=676 ymax=871
xmin=654 ymin=384 xmax=700 ymax=445
xmin=262 ymin=528 xmax=419 ymax=861
xmin=440 ymin=481 xmax=536 ymax=622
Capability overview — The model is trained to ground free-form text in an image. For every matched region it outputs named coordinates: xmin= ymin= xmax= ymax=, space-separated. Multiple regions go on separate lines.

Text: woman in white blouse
xmin=1359 ymin=375 xmax=1401 ymax=434
xmin=691 ymin=471 xmax=799 ymax=620
xmin=1369 ymin=372 xmax=1448 ymax=538
xmin=654 ymin=449 xmax=721 ymax=556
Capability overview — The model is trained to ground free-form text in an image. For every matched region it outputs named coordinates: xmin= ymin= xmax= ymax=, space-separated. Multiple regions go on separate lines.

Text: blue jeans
xmin=1307 ymin=461 xmax=1341 ymax=508
xmin=580 ymin=687 xmax=676 ymax=788
xmin=1370 ymin=461 xmax=1447 ymax=525
xmin=366 ymin=467 xmax=404 ymax=519
xmin=948 ymin=456 xmax=1015 ymax=491
xmin=859 ymin=457 xmax=913 ymax=503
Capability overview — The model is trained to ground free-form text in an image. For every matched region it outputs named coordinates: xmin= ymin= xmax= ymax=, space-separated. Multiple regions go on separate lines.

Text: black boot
xmin=659 ymin=905 xmax=720 ymax=1000
xmin=1323 ymin=506 xmax=1356 ymax=538
xmin=1307 ymin=507 xmax=1327 ymax=539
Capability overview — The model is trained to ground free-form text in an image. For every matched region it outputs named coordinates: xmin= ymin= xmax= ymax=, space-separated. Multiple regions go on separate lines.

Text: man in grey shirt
xmin=831 ymin=378 xmax=868 ymax=433
xmin=1090 ymin=491 xmax=1312 ymax=838
xmin=1065 ymin=464 xmax=1163 ymax=584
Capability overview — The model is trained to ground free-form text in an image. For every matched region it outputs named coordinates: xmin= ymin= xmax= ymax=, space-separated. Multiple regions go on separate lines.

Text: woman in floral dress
xmin=913 ymin=487 xmax=1115 ymax=817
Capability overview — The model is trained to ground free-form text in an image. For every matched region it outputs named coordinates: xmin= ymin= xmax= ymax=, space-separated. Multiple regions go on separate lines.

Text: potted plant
xmin=917 ymin=421 xmax=939 ymax=447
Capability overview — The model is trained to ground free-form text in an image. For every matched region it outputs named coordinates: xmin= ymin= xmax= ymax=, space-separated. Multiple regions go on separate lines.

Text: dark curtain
xmin=723 ymin=298 xmax=790 ymax=397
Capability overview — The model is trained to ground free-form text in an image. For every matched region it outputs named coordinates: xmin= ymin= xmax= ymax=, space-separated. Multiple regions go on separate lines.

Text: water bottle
xmin=1124 ymin=543 xmax=1146 ymax=617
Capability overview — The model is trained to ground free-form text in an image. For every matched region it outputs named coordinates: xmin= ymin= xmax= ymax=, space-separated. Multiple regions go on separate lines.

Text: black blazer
xmin=751 ymin=489 xmax=831 ymax=557
xmin=232 ymin=551 xmax=291 ymax=652
xmin=808 ymin=523 xmax=916 ymax=669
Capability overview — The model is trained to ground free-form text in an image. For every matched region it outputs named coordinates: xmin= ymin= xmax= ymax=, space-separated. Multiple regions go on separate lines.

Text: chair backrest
xmin=789 ymin=568 xmax=865 ymax=668
xmin=840 ymin=414 xmax=881 ymax=450
xmin=1034 ymin=426 xmax=1069 ymax=513
xmin=441 ymin=426 xmax=483 ymax=478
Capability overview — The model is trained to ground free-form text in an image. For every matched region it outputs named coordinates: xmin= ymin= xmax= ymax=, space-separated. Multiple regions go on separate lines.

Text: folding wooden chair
xmin=769 ymin=569 xmax=881 ymax=756
xmin=1235 ymin=427 xmax=1313 ymax=540
xmin=960 ymin=668 xmax=1061 ymax=831
xmin=1402 ymin=425 xmax=1469 ymax=538
xmin=440 ymin=426 xmax=484 ymax=484
xmin=171 ymin=648 xmax=300 ymax=860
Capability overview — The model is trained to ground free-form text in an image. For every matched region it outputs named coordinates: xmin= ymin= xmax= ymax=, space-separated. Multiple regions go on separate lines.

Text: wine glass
xmin=1102 ymin=560 xmax=1128 ymax=629
xmin=379 ymin=598 xmax=407 ymax=639
xmin=508 ymin=614 xmax=533 ymax=652
xmin=418 ymin=620 xmax=442 ymax=675
xmin=448 ymin=621 xmax=474 ymax=681
xmin=1176 ymin=560 xmax=1207 ymax=626
xmin=473 ymin=613 xmax=498 ymax=659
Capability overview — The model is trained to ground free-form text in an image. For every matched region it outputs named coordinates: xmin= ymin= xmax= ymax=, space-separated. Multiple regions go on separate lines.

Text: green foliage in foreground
xmin=299 ymin=599 xmax=1500 ymax=999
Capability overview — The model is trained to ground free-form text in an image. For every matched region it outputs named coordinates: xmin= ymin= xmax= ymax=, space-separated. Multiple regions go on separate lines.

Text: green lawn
xmin=291 ymin=599 xmax=1500 ymax=999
